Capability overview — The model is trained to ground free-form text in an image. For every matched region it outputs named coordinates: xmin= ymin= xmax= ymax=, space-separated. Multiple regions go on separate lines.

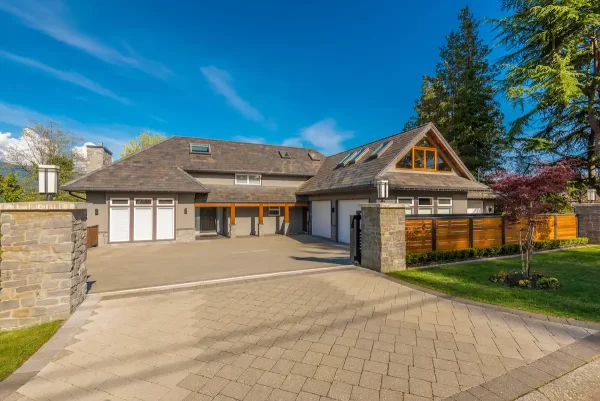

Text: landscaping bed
xmin=0 ymin=321 xmax=62 ymax=381
xmin=390 ymin=246 xmax=600 ymax=323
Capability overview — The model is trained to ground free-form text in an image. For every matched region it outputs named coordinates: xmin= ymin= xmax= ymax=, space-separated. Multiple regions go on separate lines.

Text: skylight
xmin=347 ymin=147 xmax=369 ymax=164
xmin=338 ymin=151 xmax=356 ymax=166
xmin=370 ymin=140 xmax=393 ymax=158
xmin=308 ymin=151 xmax=321 ymax=161
xmin=190 ymin=143 xmax=211 ymax=154
xmin=279 ymin=150 xmax=291 ymax=159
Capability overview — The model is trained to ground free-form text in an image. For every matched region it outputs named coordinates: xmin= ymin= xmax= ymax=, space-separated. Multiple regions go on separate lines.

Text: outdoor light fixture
xmin=38 ymin=165 xmax=60 ymax=201
xmin=376 ymin=179 xmax=389 ymax=200
xmin=588 ymin=188 xmax=597 ymax=202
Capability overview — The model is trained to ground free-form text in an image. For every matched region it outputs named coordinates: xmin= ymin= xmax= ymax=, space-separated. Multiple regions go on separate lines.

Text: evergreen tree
xmin=406 ymin=7 xmax=507 ymax=176
xmin=0 ymin=173 xmax=24 ymax=202
xmin=493 ymin=0 xmax=600 ymax=188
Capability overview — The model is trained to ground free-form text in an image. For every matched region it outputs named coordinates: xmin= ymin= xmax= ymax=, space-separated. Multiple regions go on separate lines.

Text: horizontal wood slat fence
xmin=86 ymin=225 xmax=99 ymax=249
xmin=405 ymin=214 xmax=578 ymax=254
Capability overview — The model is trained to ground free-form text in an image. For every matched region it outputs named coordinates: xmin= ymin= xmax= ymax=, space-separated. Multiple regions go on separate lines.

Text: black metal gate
xmin=349 ymin=212 xmax=362 ymax=264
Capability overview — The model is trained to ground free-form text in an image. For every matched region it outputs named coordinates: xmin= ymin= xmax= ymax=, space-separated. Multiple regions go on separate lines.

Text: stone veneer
xmin=175 ymin=228 xmax=195 ymax=242
xmin=360 ymin=203 xmax=406 ymax=273
xmin=0 ymin=202 xmax=88 ymax=330
xmin=573 ymin=203 xmax=600 ymax=244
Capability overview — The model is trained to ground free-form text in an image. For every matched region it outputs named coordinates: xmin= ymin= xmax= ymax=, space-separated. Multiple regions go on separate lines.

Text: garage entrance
xmin=338 ymin=199 xmax=368 ymax=243
xmin=311 ymin=200 xmax=331 ymax=239
xmin=108 ymin=197 xmax=175 ymax=243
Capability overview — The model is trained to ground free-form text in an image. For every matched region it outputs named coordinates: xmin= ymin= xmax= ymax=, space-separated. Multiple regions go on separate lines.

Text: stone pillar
xmin=257 ymin=224 xmax=264 ymax=237
xmin=282 ymin=222 xmax=290 ymax=236
xmin=230 ymin=224 xmax=236 ymax=238
xmin=0 ymin=202 xmax=88 ymax=331
xmin=573 ymin=204 xmax=600 ymax=244
xmin=360 ymin=203 xmax=406 ymax=273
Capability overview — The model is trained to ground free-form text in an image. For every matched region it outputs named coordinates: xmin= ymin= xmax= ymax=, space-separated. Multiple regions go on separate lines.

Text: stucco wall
xmin=390 ymin=190 xmax=468 ymax=215
xmin=191 ymin=172 xmax=309 ymax=187
xmin=235 ymin=207 xmax=259 ymax=236
xmin=86 ymin=192 xmax=108 ymax=244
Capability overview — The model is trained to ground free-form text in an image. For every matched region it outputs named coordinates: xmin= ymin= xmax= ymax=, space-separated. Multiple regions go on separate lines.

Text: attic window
xmin=338 ymin=151 xmax=356 ymax=166
xmin=190 ymin=143 xmax=211 ymax=154
xmin=347 ymin=147 xmax=369 ymax=165
xmin=279 ymin=150 xmax=291 ymax=159
xmin=370 ymin=140 xmax=393 ymax=158
xmin=308 ymin=152 xmax=321 ymax=161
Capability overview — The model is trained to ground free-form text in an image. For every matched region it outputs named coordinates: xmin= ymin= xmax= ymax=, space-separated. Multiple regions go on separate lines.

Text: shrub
xmin=488 ymin=270 xmax=561 ymax=290
xmin=406 ymin=237 xmax=588 ymax=266
xmin=489 ymin=271 xmax=509 ymax=284
xmin=536 ymin=277 xmax=561 ymax=290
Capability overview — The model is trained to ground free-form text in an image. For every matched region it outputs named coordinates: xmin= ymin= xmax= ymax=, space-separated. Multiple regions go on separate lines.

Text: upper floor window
xmin=395 ymin=138 xmax=452 ymax=172
xmin=190 ymin=143 xmax=211 ymax=154
xmin=370 ymin=140 xmax=393 ymax=158
xmin=347 ymin=147 xmax=369 ymax=165
xmin=338 ymin=151 xmax=357 ymax=166
xmin=235 ymin=174 xmax=261 ymax=185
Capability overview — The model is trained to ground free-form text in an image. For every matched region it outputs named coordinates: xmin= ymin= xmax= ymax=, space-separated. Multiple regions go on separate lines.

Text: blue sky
xmin=0 ymin=0 xmax=511 ymax=157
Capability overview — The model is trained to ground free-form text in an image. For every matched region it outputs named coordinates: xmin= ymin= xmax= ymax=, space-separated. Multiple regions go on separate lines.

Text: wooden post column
xmin=258 ymin=204 xmax=264 ymax=236
xmin=230 ymin=204 xmax=236 ymax=238
xmin=283 ymin=205 xmax=290 ymax=236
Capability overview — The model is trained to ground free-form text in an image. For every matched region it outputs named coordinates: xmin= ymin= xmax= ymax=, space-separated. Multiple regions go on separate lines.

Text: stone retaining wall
xmin=0 ymin=202 xmax=88 ymax=330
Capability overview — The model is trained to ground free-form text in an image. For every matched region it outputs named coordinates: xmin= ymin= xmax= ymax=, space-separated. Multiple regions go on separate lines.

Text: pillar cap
xmin=360 ymin=203 xmax=405 ymax=209
xmin=0 ymin=201 xmax=88 ymax=211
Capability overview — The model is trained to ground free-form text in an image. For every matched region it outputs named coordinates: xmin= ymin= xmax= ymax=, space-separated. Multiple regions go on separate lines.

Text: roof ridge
xmin=61 ymin=136 xmax=175 ymax=190
xmin=326 ymin=124 xmax=430 ymax=158
xmin=172 ymin=136 xmax=323 ymax=155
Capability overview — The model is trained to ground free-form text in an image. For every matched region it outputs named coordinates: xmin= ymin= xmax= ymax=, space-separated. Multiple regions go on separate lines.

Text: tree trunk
xmin=523 ymin=221 xmax=536 ymax=278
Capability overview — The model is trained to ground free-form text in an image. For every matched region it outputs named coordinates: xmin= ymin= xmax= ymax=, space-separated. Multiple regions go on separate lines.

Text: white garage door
xmin=134 ymin=206 xmax=153 ymax=241
xmin=156 ymin=207 xmax=175 ymax=240
xmin=338 ymin=199 xmax=368 ymax=244
xmin=109 ymin=207 xmax=130 ymax=242
xmin=467 ymin=200 xmax=483 ymax=214
xmin=311 ymin=201 xmax=331 ymax=239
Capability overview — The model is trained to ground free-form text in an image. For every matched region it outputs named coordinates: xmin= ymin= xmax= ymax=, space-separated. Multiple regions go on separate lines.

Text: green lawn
xmin=389 ymin=246 xmax=600 ymax=323
xmin=0 ymin=321 xmax=62 ymax=381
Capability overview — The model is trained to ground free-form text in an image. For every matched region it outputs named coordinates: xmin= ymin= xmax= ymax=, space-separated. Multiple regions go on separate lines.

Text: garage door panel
xmin=156 ymin=207 xmax=174 ymax=240
xmin=338 ymin=199 xmax=368 ymax=243
xmin=311 ymin=201 xmax=331 ymax=239
xmin=134 ymin=207 xmax=153 ymax=241
xmin=110 ymin=207 xmax=130 ymax=243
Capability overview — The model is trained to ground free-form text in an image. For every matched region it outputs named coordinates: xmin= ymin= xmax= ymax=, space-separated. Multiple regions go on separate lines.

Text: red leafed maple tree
xmin=489 ymin=160 xmax=577 ymax=277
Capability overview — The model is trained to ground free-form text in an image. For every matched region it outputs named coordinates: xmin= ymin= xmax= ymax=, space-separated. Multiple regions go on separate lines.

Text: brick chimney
xmin=85 ymin=143 xmax=112 ymax=173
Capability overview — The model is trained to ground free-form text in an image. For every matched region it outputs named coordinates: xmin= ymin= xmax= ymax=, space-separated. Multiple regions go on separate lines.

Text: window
xmin=437 ymin=198 xmax=452 ymax=214
xmin=157 ymin=198 xmax=174 ymax=206
xmin=347 ymin=148 xmax=369 ymax=164
xmin=110 ymin=198 xmax=129 ymax=206
xmin=268 ymin=207 xmax=281 ymax=216
xmin=370 ymin=140 xmax=393 ymax=158
xmin=338 ymin=151 xmax=357 ymax=166
xmin=486 ymin=205 xmax=495 ymax=214
xmin=235 ymin=174 xmax=261 ymax=185
xmin=135 ymin=198 xmax=152 ymax=205
xmin=418 ymin=197 xmax=433 ymax=215
xmin=279 ymin=150 xmax=290 ymax=159
xmin=395 ymin=136 xmax=453 ymax=172
xmin=396 ymin=197 xmax=414 ymax=215
xmin=190 ymin=143 xmax=211 ymax=154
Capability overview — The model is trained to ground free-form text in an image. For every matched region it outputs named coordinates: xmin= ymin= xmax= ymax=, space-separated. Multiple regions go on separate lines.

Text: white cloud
xmin=201 ymin=66 xmax=276 ymax=130
xmin=0 ymin=50 xmax=132 ymax=105
xmin=284 ymin=119 xmax=353 ymax=155
xmin=0 ymin=0 xmax=172 ymax=80
xmin=232 ymin=135 xmax=265 ymax=144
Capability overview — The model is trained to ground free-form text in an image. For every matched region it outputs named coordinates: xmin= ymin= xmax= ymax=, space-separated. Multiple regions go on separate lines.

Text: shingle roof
xmin=62 ymin=136 xmax=325 ymax=193
xmin=296 ymin=123 xmax=483 ymax=195
xmin=196 ymin=186 xmax=306 ymax=203
xmin=381 ymin=173 xmax=489 ymax=191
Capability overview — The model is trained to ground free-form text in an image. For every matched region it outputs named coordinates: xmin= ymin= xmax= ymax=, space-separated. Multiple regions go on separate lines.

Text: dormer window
xmin=370 ymin=140 xmax=393 ymax=158
xmin=395 ymin=137 xmax=452 ymax=172
xmin=338 ymin=151 xmax=356 ymax=166
xmin=235 ymin=174 xmax=261 ymax=185
xmin=347 ymin=147 xmax=369 ymax=165
xmin=190 ymin=143 xmax=211 ymax=154
xmin=279 ymin=150 xmax=291 ymax=159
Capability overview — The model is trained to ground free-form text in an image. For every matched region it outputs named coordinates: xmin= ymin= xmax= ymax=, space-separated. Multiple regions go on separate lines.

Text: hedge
xmin=406 ymin=238 xmax=589 ymax=267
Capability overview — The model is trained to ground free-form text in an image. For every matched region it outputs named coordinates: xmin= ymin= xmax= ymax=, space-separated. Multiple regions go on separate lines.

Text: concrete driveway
xmin=10 ymin=268 xmax=597 ymax=401
xmin=86 ymin=235 xmax=349 ymax=293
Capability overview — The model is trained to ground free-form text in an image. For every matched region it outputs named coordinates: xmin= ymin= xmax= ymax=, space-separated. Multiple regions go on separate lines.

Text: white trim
xmin=235 ymin=173 xmax=262 ymax=185
xmin=396 ymin=197 xmax=414 ymax=206
xmin=157 ymin=198 xmax=175 ymax=206
xmin=437 ymin=197 xmax=452 ymax=206
xmin=110 ymin=198 xmax=130 ymax=206
xmin=134 ymin=198 xmax=153 ymax=206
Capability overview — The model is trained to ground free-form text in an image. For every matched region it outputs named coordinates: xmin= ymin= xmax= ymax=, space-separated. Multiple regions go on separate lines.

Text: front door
xmin=199 ymin=208 xmax=217 ymax=232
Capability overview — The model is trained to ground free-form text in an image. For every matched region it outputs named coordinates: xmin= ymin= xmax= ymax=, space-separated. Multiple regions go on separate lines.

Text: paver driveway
xmin=10 ymin=269 xmax=596 ymax=401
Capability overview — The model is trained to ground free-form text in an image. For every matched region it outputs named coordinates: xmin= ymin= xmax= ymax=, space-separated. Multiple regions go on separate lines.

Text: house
xmin=62 ymin=123 xmax=494 ymax=245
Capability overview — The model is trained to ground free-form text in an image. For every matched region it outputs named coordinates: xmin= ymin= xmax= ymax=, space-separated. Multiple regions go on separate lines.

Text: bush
xmin=488 ymin=270 xmax=561 ymax=290
xmin=406 ymin=237 xmax=588 ymax=266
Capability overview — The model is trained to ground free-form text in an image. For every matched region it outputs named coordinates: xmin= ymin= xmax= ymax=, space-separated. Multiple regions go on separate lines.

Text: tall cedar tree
xmin=406 ymin=7 xmax=506 ymax=176
xmin=494 ymin=0 xmax=600 ymax=188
